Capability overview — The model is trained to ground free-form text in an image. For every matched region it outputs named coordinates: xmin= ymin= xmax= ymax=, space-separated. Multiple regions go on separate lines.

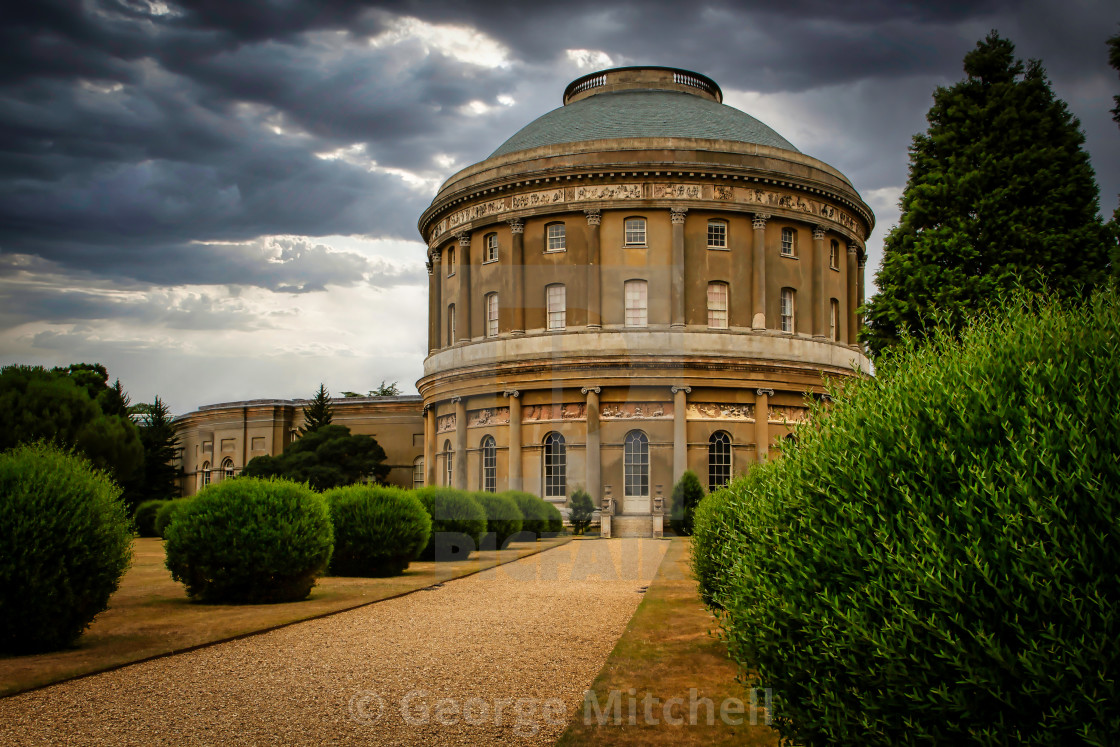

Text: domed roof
xmin=489 ymin=71 xmax=799 ymax=159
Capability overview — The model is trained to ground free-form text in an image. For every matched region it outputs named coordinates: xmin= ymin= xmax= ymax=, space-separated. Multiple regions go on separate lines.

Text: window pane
xmin=781 ymin=289 xmax=794 ymax=332
xmin=487 ymin=294 xmax=499 ymax=337
xmin=544 ymin=432 xmax=566 ymax=498
xmin=707 ymin=221 xmax=727 ymax=248
xmin=781 ymin=228 xmax=795 ymax=256
xmin=708 ymin=432 xmax=731 ymax=492
xmin=624 ymin=431 xmax=649 ymax=498
xmin=625 ymin=218 xmax=646 ymax=245
xmin=707 ymin=282 xmax=728 ymax=328
xmin=448 ymin=304 xmax=456 ymax=344
xmin=547 ymin=223 xmax=566 ymax=251
xmin=547 ymin=285 xmax=566 ymax=330
xmin=448 ymin=247 xmax=456 ymax=274
xmin=486 ymin=233 xmax=498 ymax=262
xmin=625 ymin=280 xmax=648 ymax=327
xmin=482 ymin=437 xmax=497 ymax=492
xmin=413 ymin=458 xmax=424 ymax=489
xmin=830 ymin=299 xmax=839 ymax=341
xmin=444 ymin=441 xmax=453 ymax=486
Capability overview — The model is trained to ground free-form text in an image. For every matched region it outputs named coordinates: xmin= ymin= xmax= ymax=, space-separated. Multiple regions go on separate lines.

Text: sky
xmin=1 ymin=0 xmax=1117 ymax=414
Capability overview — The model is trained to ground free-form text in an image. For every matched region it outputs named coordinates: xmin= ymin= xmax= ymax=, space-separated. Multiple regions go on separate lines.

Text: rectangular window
xmin=448 ymin=304 xmax=456 ymax=345
xmin=485 ymin=233 xmax=498 ymax=262
xmin=486 ymin=293 xmax=499 ymax=337
xmin=413 ymin=459 xmax=424 ymax=489
xmin=624 ymin=218 xmax=646 ymax=246
xmin=547 ymin=285 xmax=566 ymax=330
xmin=781 ymin=228 xmax=796 ymax=257
xmin=707 ymin=221 xmax=727 ymax=249
xmin=447 ymin=247 xmax=456 ymax=276
xmin=830 ymin=299 xmax=839 ymax=341
xmin=781 ymin=289 xmax=795 ymax=333
xmin=624 ymin=280 xmax=648 ymax=327
xmin=707 ymin=282 xmax=729 ymax=329
xmin=546 ymin=223 xmax=566 ymax=252
xmin=830 ymin=239 xmax=840 ymax=270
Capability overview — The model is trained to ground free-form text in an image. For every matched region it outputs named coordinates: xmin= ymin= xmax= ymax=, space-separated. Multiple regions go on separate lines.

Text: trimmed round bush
xmin=164 ymin=477 xmax=333 ymax=603
xmin=543 ymin=500 xmax=564 ymax=535
xmin=500 ymin=491 xmax=552 ymax=539
xmin=133 ymin=499 xmax=167 ymax=537
xmin=471 ymin=492 xmax=523 ymax=549
xmin=0 ymin=443 xmax=133 ymax=653
xmin=669 ymin=469 xmax=705 ymax=535
xmin=324 ymin=485 xmax=431 ymax=576
xmin=153 ymin=498 xmax=190 ymax=538
xmin=700 ymin=293 xmax=1120 ymax=745
xmin=413 ymin=487 xmax=487 ymax=560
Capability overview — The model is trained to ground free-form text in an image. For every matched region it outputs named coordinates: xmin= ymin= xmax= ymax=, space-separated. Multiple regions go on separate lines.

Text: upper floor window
xmin=546 ymin=223 xmax=566 ymax=252
xmin=443 ymin=439 xmax=453 ymax=486
xmin=546 ymin=284 xmax=566 ymax=330
xmin=781 ymin=227 xmax=797 ymax=257
xmin=624 ymin=217 xmax=646 ymax=246
xmin=413 ymin=457 xmax=424 ymax=489
xmin=543 ymin=432 xmax=566 ymax=499
xmin=481 ymin=436 xmax=497 ymax=493
xmin=707 ymin=282 xmax=729 ymax=329
xmin=707 ymin=220 xmax=728 ymax=249
xmin=830 ymin=298 xmax=840 ymax=341
xmin=624 ymin=279 xmax=648 ymax=327
xmin=447 ymin=303 xmax=456 ymax=345
xmin=484 ymin=232 xmax=499 ymax=263
xmin=221 ymin=457 xmax=235 ymax=480
xmin=830 ymin=239 xmax=840 ymax=270
xmin=447 ymin=246 xmax=456 ymax=276
xmin=780 ymin=288 xmax=795 ymax=333
xmin=485 ymin=293 xmax=499 ymax=338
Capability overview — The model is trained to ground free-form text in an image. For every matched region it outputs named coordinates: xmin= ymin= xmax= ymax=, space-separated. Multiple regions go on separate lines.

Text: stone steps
xmin=610 ymin=514 xmax=654 ymax=538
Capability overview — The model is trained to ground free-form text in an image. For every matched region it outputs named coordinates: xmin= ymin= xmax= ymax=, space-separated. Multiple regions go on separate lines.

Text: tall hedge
xmin=693 ymin=292 xmax=1120 ymax=745
xmin=471 ymin=492 xmax=523 ymax=549
xmin=164 ymin=477 xmax=333 ymax=603
xmin=324 ymin=485 xmax=430 ymax=576
xmin=413 ymin=487 xmax=487 ymax=560
xmin=153 ymin=498 xmax=190 ymax=538
xmin=0 ymin=443 xmax=133 ymax=653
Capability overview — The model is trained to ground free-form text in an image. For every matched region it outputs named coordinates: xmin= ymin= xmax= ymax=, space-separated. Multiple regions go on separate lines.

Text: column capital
xmin=670 ymin=207 xmax=688 ymax=224
xmin=584 ymin=209 xmax=601 ymax=226
xmin=847 ymin=243 xmax=859 ymax=256
xmin=813 ymin=225 xmax=826 ymax=240
xmin=858 ymin=256 xmax=867 ymax=269
xmin=457 ymin=233 xmax=471 ymax=247
xmin=756 ymin=388 xmax=775 ymax=397
xmin=507 ymin=218 xmax=524 ymax=234
xmin=425 ymin=260 xmax=433 ymax=275
xmin=502 ymin=389 xmax=520 ymax=398
xmin=752 ymin=213 xmax=770 ymax=229
xmin=422 ymin=403 xmax=431 ymax=413
xmin=670 ymin=385 xmax=691 ymax=395
xmin=430 ymin=247 xmax=442 ymax=262
xmin=451 ymin=395 xmax=463 ymax=404
xmin=580 ymin=386 xmax=601 ymax=395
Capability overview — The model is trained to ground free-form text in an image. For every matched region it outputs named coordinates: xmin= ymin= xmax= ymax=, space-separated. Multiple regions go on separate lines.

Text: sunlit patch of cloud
xmin=368 ymin=16 xmax=511 ymax=69
xmin=565 ymin=49 xmax=614 ymax=70
xmin=314 ymin=143 xmax=445 ymax=193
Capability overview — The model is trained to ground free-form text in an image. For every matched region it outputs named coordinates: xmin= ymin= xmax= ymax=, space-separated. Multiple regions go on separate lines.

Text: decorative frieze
xmin=507 ymin=218 xmax=524 ymax=234
xmin=600 ymin=402 xmax=672 ymax=419
xmin=768 ymin=406 xmax=808 ymax=423
xmin=468 ymin=407 xmax=510 ymax=427
xmin=522 ymin=403 xmax=586 ymax=421
xmin=436 ymin=414 xmax=456 ymax=433
xmin=687 ymin=402 xmax=755 ymax=421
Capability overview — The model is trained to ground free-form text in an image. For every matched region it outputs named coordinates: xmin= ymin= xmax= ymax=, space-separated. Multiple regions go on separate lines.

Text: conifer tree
xmin=299 ymin=384 xmax=333 ymax=434
xmin=864 ymin=32 xmax=1111 ymax=357
xmin=131 ymin=396 xmax=181 ymax=506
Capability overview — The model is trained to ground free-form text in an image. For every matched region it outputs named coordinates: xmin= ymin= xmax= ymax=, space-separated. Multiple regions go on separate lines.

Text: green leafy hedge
xmin=132 ymin=499 xmax=167 ymax=537
xmin=153 ymin=498 xmax=190 ymax=538
xmin=692 ymin=292 xmax=1120 ymax=745
xmin=164 ymin=477 xmax=333 ymax=603
xmin=325 ymin=485 xmax=431 ymax=576
xmin=500 ymin=491 xmax=553 ymax=539
xmin=669 ymin=469 xmax=705 ymax=536
xmin=414 ymin=487 xmax=487 ymax=560
xmin=0 ymin=443 xmax=133 ymax=653
xmin=471 ymin=492 xmax=523 ymax=549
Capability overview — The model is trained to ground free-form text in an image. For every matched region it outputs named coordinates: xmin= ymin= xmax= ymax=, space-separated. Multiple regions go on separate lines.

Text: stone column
xmin=424 ymin=404 xmax=436 ymax=487
xmin=752 ymin=213 xmax=770 ymax=329
xmin=812 ymin=226 xmax=826 ymax=339
xmin=847 ymin=244 xmax=859 ymax=346
xmin=671 ymin=207 xmax=688 ymax=328
xmin=857 ymin=253 xmax=866 ymax=341
xmin=504 ymin=390 xmax=522 ymax=491
xmin=456 ymin=233 xmax=471 ymax=343
xmin=453 ymin=395 xmax=466 ymax=489
xmin=427 ymin=250 xmax=441 ymax=353
xmin=585 ymin=210 xmax=602 ymax=328
xmin=509 ymin=219 xmax=525 ymax=334
xmin=671 ymin=385 xmax=691 ymax=482
xmin=755 ymin=388 xmax=773 ymax=462
xmin=582 ymin=386 xmax=601 ymax=502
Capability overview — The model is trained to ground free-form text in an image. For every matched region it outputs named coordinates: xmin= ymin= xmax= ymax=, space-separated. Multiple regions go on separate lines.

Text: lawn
xmin=556 ymin=537 xmax=779 ymax=746
xmin=0 ymin=534 xmax=570 ymax=697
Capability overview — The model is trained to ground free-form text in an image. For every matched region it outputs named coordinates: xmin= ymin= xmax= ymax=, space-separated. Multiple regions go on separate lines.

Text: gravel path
xmin=0 ymin=538 xmax=667 ymax=746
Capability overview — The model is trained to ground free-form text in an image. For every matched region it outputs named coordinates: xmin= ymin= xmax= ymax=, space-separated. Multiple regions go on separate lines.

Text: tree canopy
xmin=299 ymin=383 xmax=333 ymax=434
xmin=130 ymin=396 xmax=182 ymax=505
xmin=863 ymin=31 xmax=1112 ymax=357
xmin=241 ymin=424 xmax=389 ymax=491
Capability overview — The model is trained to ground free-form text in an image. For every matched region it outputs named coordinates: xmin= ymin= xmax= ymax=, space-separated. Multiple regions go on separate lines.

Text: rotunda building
xmin=417 ymin=66 xmax=873 ymax=536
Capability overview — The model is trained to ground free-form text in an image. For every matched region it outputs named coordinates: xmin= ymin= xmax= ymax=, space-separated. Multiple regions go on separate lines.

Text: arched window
xmin=484 ymin=232 xmax=499 ymax=262
xmin=708 ymin=432 xmax=731 ymax=492
xmin=221 ymin=457 xmax=235 ymax=480
xmin=707 ymin=220 xmax=727 ymax=249
xmin=543 ymin=432 xmax=566 ymax=498
xmin=546 ymin=284 xmax=566 ymax=330
xmin=707 ymin=281 xmax=729 ymax=329
xmin=443 ymin=439 xmax=454 ymax=486
xmin=485 ymin=293 xmax=499 ymax=337
xmin=624 ymin=430 xmax=649 ymax=498
xmin=780 ymin=288 xmax=795 ymax=333
xmin=830 ymin=239 xmax=840 ymax=270
xmin=481 ymin=436 xmax=497 ymax=492
xmin=780 ymin=227 xmax=796 ymax=257
xmin=447 ymin=303 xmax=456 ymax=345
xmin=413 ymin=457 xmax=424 ymax=489
xmin=546 ymin=222 xmax=566 ymax=252
xmin=830 ymin=298 xmax=840 ymax=341
xmin=624 ymin=217 xmax=647 ymax=246
xmin=201 ymin=461 xmax=211 ymax=488
xmin=624 ymin=279 xmax=648 ymax=327
xmin=447 ymin=246 xmax=456 ymax=276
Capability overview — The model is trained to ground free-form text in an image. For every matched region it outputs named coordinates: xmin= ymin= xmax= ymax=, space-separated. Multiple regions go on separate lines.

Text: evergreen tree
xmin=568 ymin=489 xmax=594 ymax=535
xmin=242 ymin=424 xmax=388 ymax=490
xmin=299 ymin=383 xmax=333 ymax=435
xmin=864 ymin=32 xmax=1111 ymax=357
xmin=669 ymin=470 xmax=705 ymax=536
xmin=133 ymin=396 xmax=182 ymax=506
xmin=1107 ymin=29 xmax=1120 ymax=269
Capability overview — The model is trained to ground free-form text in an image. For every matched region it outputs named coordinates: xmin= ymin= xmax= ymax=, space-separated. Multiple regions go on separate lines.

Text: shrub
xmin=669 ymin=470 xmax=705 ymax=535
xmin=471 ymin=492 xmax=523 ymax=549
xmin=164 ymin=477 xmax=333 ymax=603
xmin=413 ymin=487 xmax=487 ymax=560
xmin=153 ymin=498 xmax=190 ymax=538
xmin=0 ymin=443 xmax=133 ymax=653
xmin=133 ymin=499 xmax=167 ymax=537
xmin=500 ymin=491 xmax=552 ymax=539
xmin=701 ymin=292 xmax=1120 ymax=745
xmin=568 ymin=489 xmax=594 ymax=534
xmin=324 ymin=485 xmax=431 ymax=576
xmin=543 ymin=500 xmax=564 ymax=535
